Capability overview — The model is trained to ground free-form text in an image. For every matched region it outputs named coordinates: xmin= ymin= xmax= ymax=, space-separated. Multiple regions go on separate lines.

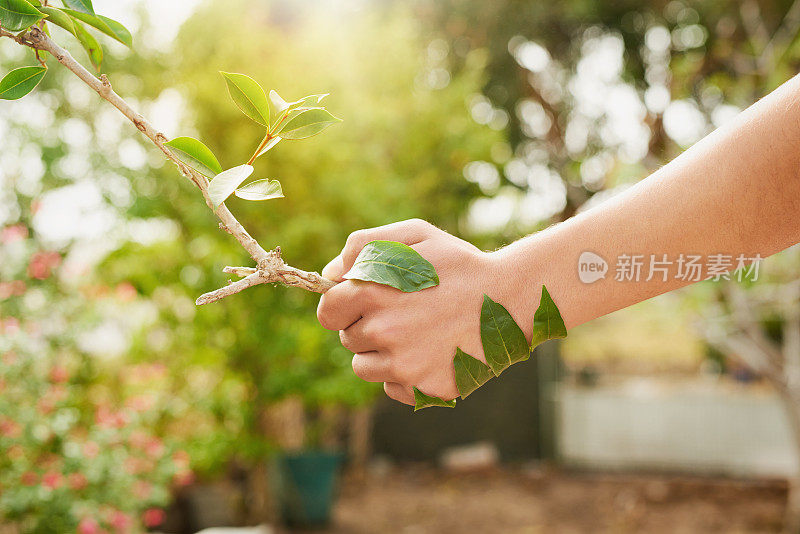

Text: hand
xmin=316 ymin=219 xmax=507 ymax=405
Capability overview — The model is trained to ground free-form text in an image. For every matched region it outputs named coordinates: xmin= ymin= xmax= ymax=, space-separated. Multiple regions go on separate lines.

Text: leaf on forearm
xmin=453 ymin=348 xmax=494 ymax=399
xmin=60 ymin=0 xmax=93 ymax=15
xmin=0 ymin=65 xmax=46 ymax=100
xmin=72 ymin=20 xmax=102 ymax=71
xmin=62 ymin=9 xmax=132 ymax=47
xmin=234 ymin=179 xmax=283 ymax=201
xmin=480 ymin=294 xmax=529 ymax=376
xmin=277 ymin=108 xmax=341 ymax=140
xmin=530 ymin=285 xmax=567 ymax=348
xmin=208 ymin=164 xmax=253 ymax=208
xmin=220 ymin=71 xmax=270 ymax=127
xmin=164 ymin=136 xmax=223 ymax=178
xmin=0 ymin=0 xmax=45 ymax=32
xmin=413 ymin=387 xmax=456 ymax=411
xmin=343 ymin=240 xmax=439 ymax=293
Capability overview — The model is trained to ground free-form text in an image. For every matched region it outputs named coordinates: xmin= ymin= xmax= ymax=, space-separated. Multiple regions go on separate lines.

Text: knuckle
xmin=345 ymin=229 xmax=368 ymax=249
xmin=351 ymin=355 xmax=368 ymax=379
xmin=316 ymin=301 xmax=335 ymax=331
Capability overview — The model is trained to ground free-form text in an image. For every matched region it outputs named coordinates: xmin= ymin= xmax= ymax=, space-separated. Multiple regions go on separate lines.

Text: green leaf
xmin=269 ymin=90 xmax=327 ymax=115
xmin=0 ymin=65 xmax=46 ymax=100
xmin=72 ymin=20 xmax=102 ymax=71
xmin=0 ymin=0 xmax=45 ymax=31
xmin=277 ymin=108 xmax=341 ymax=140
xmin=37 ymin=6 xmax=75 ymax=34
xmin=453 ymin=348 xmax=494 ymax=399
xmin=220 ymin=72 xmax=270 ymax=127
xmin=343 ymin=240 xmax=439 ymax=293
xmin=480 ymin=294 xmax=529 ymax=376
xmin=164 ymin=136 xmax=223 ymax=177
xmin=413 ymin=388 xmax=456 ymax=411
xmin=207 ymin=164 xmax=253 ymax=208
xmin=530 ymin=285 xmax=567 ymax=348
xmin=59 ymin=0 xmax=92 ymax=15
xmin=62 ymin=9 xmax=131 ymax=47
xmin=254 ymin=134 xmax=281 ymax=160
xmin=234 ymin=179 xmax=283 ymax=201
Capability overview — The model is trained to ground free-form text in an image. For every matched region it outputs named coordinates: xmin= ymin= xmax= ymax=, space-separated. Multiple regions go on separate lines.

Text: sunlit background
xmin=3 ymin=0 xmax=800 ymax=532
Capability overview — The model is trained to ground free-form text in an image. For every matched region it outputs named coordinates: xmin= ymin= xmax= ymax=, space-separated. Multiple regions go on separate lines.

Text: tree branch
xmin=2 ymin=27 xmax=336 ymax=303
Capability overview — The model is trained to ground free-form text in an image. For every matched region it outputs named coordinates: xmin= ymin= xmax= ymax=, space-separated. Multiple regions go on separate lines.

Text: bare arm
xmin=317 ymin=73 xmax=800 ymax=405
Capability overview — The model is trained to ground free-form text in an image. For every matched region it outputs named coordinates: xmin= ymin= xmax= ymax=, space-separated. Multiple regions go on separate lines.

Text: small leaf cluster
xmin=339 ymin=241 xmax=567 ymax=411
xmin=0 ymin=0 xmax=133 ymax=100
xmin=166 ymin=72 xmax=341 ymax=210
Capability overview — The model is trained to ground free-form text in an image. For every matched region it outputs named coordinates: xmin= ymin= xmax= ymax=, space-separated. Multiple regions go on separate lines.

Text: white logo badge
xmin=578 ymin=251 xmax=607 ymax=284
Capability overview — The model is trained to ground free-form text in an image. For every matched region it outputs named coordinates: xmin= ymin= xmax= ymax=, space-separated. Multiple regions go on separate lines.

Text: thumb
xmin=321 ymin=254 xmax=345 ymax=282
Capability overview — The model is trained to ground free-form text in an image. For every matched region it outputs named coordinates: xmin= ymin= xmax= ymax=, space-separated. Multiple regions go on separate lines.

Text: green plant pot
xmin=273 ymin=450 xmax=344 ymax=527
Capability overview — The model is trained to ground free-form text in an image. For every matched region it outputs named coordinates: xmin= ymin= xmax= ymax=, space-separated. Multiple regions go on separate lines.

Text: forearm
xmin=494 ymin=73 xmax=800 ymax=333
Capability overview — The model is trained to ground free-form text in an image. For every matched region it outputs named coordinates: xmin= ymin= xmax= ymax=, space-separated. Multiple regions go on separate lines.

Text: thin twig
xmin=2 ymin=27 xmax=336 ymax=303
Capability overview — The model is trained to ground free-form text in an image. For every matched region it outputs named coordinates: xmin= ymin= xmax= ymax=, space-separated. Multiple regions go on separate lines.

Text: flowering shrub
xmin=0 ymin=223 xmax=192 ymax=533
xmin=0 ymin=335 xmax=191 ymax=533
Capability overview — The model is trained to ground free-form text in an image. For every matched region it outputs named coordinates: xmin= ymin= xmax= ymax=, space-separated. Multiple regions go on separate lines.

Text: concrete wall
xmin=555 ymin=379 xmax=798 ymax=478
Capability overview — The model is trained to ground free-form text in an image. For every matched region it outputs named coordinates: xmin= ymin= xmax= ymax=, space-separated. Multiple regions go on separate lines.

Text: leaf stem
xmin=246 ymin=131 xmax=273 ymax=166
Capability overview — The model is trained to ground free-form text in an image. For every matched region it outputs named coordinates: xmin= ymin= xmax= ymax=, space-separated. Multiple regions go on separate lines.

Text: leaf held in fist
xmin=0 ymin=0 xmax=45 ymax=31
xmin=0 ymin=66 xmax=47 ymax=100
xmin=208 ymin=164 xmax=254 ymax=208
xmin=453 ymin=348 xmax=494 ymax=399
xmin=72 ymin=20 xmax=103 ymax=71
xmin=220 ymin=71 xmax=270 ymax=127
xmin=480 ymin=294 xmax=530 ymax=376
xmin=62 ymin=9 xmax=132 ymax=47
xmin=344 ymin=240 xmax=439 ymax=293
xmin=530 ymin=285 xmax=567 ymax=348
xmin=164 ymin=136 xmax=223 ymax=177
xmin=234 ymin=179 xmax=283 ymax=201
xmin=277 ymin=108 xmax=341 ymax=140
xmin=413 ymin=388 xmax=456 ymax=411
xmin=60 ymin=0 xmax=93 ymax=15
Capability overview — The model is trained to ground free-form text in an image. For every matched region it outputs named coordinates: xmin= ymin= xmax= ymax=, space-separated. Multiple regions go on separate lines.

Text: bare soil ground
xmin=320 ymin=465 xmax=787 ymax=534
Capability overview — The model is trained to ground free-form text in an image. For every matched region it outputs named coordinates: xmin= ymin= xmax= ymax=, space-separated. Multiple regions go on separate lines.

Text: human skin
xmin=316 ymin=73 xmax=800 ymax=406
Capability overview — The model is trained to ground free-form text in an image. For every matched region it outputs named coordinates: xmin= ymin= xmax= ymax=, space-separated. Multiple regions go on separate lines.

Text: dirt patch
xmin=321 ymin=465 xmax=786 ymax=533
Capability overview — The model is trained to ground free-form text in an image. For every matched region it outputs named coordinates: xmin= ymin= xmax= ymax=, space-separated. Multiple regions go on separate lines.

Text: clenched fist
xmin=317 ymin=219 xmax=519 ymax=405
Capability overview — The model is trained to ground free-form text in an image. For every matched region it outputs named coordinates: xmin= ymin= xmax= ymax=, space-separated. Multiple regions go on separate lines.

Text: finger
xmin=351 ymin=353 xmax=393 ymax=382
xmin=321 ymin=254 xmax=345 ymax=282
xmin=340 ymin=219 xmax=433 ymax=276
xmin=340 ymin=318 xmax=385 ymax=354
xmin=317 ymin=281 xmax=371 ymax=331
xmin=384 ymin=382 xmax=414 ymax=406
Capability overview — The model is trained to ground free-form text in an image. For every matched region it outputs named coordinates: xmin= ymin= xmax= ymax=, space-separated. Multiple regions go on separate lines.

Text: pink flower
xmin=173 ymin=470 xmax=195 ymax=487
xmin=68 ymin=472 xmax=88 ymax=490
xmin=49 ymin=365 xmax=69 ymax=383
xmin=78 ymin=517 xmax=100 ymax=534
xmin=83 ymin=441 xmax=100 ymax=459
xmin=133 ymin=480 xmax=151 ymax=500
xmin=115 ymin=282 xmax=137 ymax=302
xmin=109 ymin=509 xmax=131 ymax=532
xmin=0 ymin=418 xmax=22 ymax=438
xmin=145 ymin=438 xmax=164 ymax=459
xmin=42 ymin=471 xmax=62 ymax=489
xmin=125 ymin=394 xmax=154 ymax=413
xmin=1 ymin=224 xmax=27 ymax=244
xmin=20 ymin=471 xmax=37 ymax=486
xmin=172 ymin=450 xmax=190 ymax=468
xmin=142 ymin=508 xmax=165 ymax=528
xmin=27 ymin=250 xmax=61 ymax=280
